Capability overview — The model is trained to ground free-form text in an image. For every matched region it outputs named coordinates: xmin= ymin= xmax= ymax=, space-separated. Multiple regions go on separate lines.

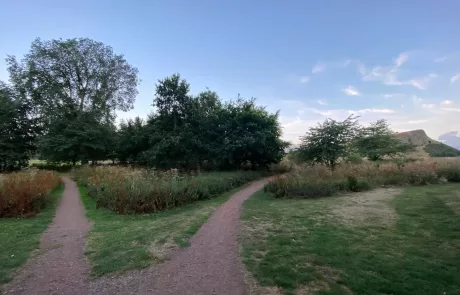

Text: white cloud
xmin=434 ymin=56 xmax=448 ymax=63
xmin=407 ymin=74 xmax=438 ymax=90
xmin=422 ymin=104 xmax=435 ymax=109
xmin=441 ymin=107 xmax=460 ymax=112
xmin=312 ymin=63 xmax=326 ymax=74
xmin=299 ymin=76 xmax=310 ymax=83
xmin=353 ymin=108 xmax=395 ymax=114
xmin=316 ymin=99 xmax=328 ymax=105
xmin=441 ymin=100 xmax=453 ymax=105
xmin=408 ymin=120 xmax=428 ymax=124
xmin=342 ymin=86 xmax=360 ymax=96
xmin=394 ymin=52 xmax=409 ymax=67
xmin=360 ymin=52 xmax=437 ymax=90
xmin=451 ymin=73 xmax=460 ymax=84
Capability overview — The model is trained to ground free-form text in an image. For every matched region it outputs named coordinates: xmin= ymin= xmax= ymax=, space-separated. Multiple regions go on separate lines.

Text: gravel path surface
xmin=89 ymin=177 xmax=271 ymax=295
xmin=3 ymin=177 xmax=91 ymax=295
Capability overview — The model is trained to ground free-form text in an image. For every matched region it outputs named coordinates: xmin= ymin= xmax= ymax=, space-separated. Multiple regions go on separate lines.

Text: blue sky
xmin=1 ymin=0 xmax=460 ymax=143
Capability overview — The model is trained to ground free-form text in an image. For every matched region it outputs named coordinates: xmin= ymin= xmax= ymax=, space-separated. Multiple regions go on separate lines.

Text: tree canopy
xmin=297 ymin=116 xmax=359 ymax=170
xmin=2 ymin=39 xmax=287 ymax=170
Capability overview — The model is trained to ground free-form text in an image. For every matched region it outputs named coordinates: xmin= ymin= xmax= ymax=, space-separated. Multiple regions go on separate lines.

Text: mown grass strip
xmin=241 ymin=184 xmax=460 ymax=295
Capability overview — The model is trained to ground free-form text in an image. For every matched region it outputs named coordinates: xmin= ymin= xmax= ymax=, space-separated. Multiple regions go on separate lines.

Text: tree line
xmin=0 ymin=38 xmax=288 ymax=171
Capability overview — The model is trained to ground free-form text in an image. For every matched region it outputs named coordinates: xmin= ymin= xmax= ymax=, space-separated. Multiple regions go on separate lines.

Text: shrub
xmin=30 ymin=162 xmax=74 ymax=172
xmin=265 ymin=158 xmax=460 ymax=198
xmin=74 ymin=167 xmax=268 ymax=214
xmin=0 ymin=171 xmax=61 ymax=217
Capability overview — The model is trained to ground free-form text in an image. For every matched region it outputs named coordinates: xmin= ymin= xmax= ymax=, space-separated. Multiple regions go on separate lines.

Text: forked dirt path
xmin=89 ymin=178 xmax=271 ymax=295
xmin=3 ymin=177 xmax=91 ymax=295
xmin=4 ymin=177 xmax=269 ymax=295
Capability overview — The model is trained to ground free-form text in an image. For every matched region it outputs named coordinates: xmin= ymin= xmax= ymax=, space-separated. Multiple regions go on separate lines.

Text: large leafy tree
xmin=140 ymin=74 xmax=287 ymax=170
xmin=7 ymin=38 xmax=139 ymax=163
xmin=116 ymin=117 xmax=150 ymax=163
xmin=216 ymin=98 xmax=288 ymax=169
xmin=355 ymin=119 xmax=413 ymax=161
xmin=0 ymin=82 xmax=39 ymax=171
xmin=298 ymin=116 xmax=359 ymax=170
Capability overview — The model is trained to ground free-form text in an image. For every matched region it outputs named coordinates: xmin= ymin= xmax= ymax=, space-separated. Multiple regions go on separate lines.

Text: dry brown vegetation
xmin=266 ymin=158 xmax=460 ymax=198
xmin=0 ymin=170 xmax=61 ymax=217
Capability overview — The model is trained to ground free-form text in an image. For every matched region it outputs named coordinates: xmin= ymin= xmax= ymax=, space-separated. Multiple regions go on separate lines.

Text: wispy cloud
xmin=353 ymin=108 xmax=395 ymax=114
xmin=422 ymin=103 xmax=435 ymax=109
xmin=450 ymin=73 xmax=460 ymax=84
xmin=434 ymin=56 xmax=448 ymax=63
xmin=394 ymin=52 xmax=409 ymax=67
xmin=342 ymin=86 xmax=360 ymax=96
xmin=407 ymin=74 xmax=438 ymax=90
xmin=408 ymin=119 xmax=428 ymax=124
xmin=316 ymin=99 xmax=328 ymax=105
xmin=312 ymin=63 xmax=326 ymax=74
xmin=441 ymin=107 xmax=460 ymax=112
xmin=299 ymin=76 xmax=310 ymax=83
xmin=441 ymin=100 xmax=453 ymax=105
xmin=360 ymin=52 xmax=437 ymax=90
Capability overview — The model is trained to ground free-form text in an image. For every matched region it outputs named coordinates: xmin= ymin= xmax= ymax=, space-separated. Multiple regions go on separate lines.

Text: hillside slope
xmin=395 ymin=129 xmax=460 ymax=157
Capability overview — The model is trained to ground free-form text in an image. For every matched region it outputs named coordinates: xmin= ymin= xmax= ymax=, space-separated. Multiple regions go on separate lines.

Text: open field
xmin=241 ymin=184 xmax=460 ymax=295
xmin=0 ymin=185 xmax=64 ymax=288
xmin=79 ymin=181 xmax=257 ymax=277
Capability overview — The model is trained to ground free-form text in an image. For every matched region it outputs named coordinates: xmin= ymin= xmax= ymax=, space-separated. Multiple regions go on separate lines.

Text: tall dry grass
xmin=266 ymin=158 xmax=460 ymax=198
xmin=0 ymin=170 xmax=61 ymax=217
xmin=74 ymin=166 xmax=268 ymax=214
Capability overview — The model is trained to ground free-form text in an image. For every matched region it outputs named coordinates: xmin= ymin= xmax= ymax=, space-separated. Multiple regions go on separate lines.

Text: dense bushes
xmin=30 ymin=163 xmax=74 ymax=173
xmin=266 ymin=159 xmax=460 ymax=198
xmin=0 ymin=171 xmax=61 ymax=217
xmin=74 ymin=166 xmax=268 ymax=214
xmin=424 ymin=143 xmax=460 ymax=157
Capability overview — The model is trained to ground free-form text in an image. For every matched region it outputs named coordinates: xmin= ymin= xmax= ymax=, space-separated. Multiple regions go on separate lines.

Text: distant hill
xmin=395 ymin=129 xmax=460 ymax=158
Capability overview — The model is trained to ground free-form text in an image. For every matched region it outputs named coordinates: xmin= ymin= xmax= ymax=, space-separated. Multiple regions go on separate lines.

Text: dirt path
xmin=3 ymin=177 xmax=91 ymax=295
xmin=89 ymin=178 xmax=271 ymax=295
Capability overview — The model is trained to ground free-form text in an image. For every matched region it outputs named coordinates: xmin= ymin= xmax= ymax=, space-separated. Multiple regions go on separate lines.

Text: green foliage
xmin=297 ymin=115 xmax=359 ymax=170
xmin=424 ymin=142 xmax=460 ymax=157
xmin=6 ymin=38 xmax=139 ymax=164
xmin=355 ymin=119 xmax=414 ymax=161
xmin=75 ymin=166 xmax=268 ymax=214
xmin=0 ymin=82 xmax=39 ymax=172
xmin=134 ymin=75 xmax=287 ymax=169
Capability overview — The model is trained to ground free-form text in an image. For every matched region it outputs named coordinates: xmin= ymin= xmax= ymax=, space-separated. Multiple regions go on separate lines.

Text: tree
xmin=215 ymin=98 xmax=289 ymax=169
xmin=142 ymin=74 xmax=288 ymax=170
xmin=298 ymin=116 xmax=359 ymax=170
xmin=0 ymin=82 xmax=39 ymax=171
xmin=6 ymin=38 xmax=139 ymax=163
xmin=116 ymin=117 xmax=149 ymax=163
xmin=355 ymin=119 xmax=412 ymax=161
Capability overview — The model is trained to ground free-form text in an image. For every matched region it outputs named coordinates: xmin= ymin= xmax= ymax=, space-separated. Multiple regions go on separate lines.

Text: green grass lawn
xmin=79 ymin=184 xmax=249 ymax=277
xmin=241 ymin=184 xmax=460 ymax=295
xmin=0 ymin=184 xmax=64 ymax=288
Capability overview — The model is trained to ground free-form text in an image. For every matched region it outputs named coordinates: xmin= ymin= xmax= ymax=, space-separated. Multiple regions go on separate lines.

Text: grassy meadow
xmin=241 ymin=184 xmax=460 ymax=295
